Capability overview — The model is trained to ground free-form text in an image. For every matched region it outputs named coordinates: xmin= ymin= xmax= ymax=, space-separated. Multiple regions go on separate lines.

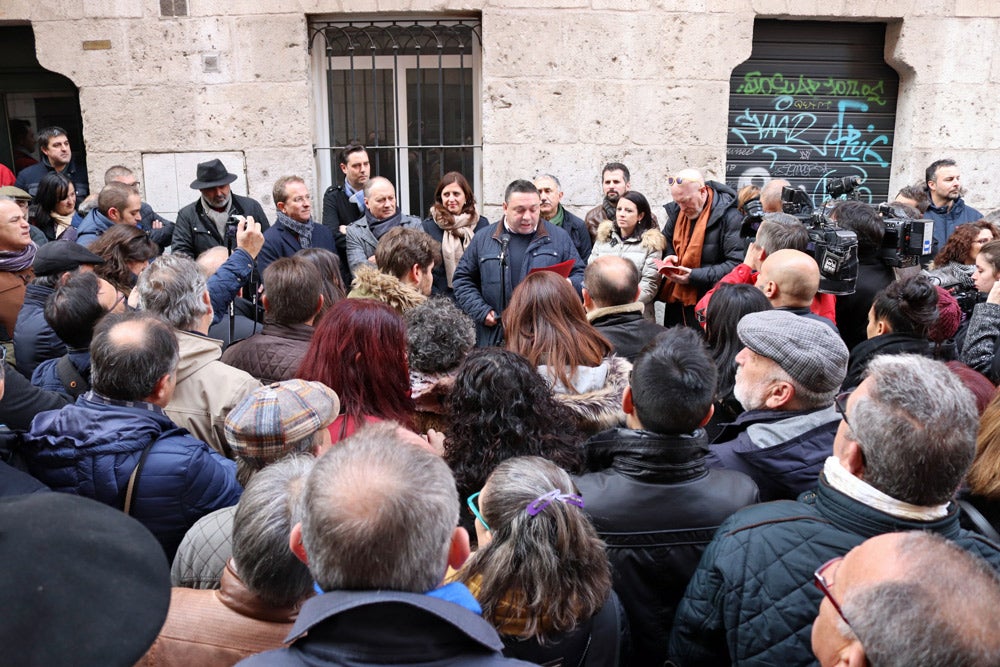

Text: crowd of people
xmin=1 ymin=129 xmax=1000 ymax=666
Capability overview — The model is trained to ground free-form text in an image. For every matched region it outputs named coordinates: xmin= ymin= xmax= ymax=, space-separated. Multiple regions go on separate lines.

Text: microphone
xmin=499 ymin=234 xmax=510 ymax=266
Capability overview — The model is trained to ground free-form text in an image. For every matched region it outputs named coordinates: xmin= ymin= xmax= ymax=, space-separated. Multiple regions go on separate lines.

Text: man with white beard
xmin=705 ymin=309 xmax=848 ymax=502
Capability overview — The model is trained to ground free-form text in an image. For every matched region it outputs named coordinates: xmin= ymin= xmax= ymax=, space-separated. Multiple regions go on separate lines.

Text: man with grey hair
xmin=758 ymin=177 xmax=791 ymax=213
xmin=670 ymin=354 xmax=1000 ymax=666
xmin=136 ymin=253 xmax=260 ymax=457
xmin=140 ymin=456 xmax=315 ymax=665
xmin=811 ymin=531 xmax=1000 ymax=667
xmin=241 ymin=422 xmax=531 ymax=666
xmin=694 ymin=211 xmax=836 ymax=326
xmin=706 ymin=309 xmax=848 ymax=501
xmin=534 ymin=173 xmax=592 ymax=261
xmin=22 ymin=311 xmax=240 ymax=559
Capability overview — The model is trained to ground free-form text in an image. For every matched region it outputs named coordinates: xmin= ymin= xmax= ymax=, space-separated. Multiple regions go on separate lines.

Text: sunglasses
xmin=667 ymin=176 xmax=704 ymax=187
xmin=466 ymin=491 xmax=490 ymax=532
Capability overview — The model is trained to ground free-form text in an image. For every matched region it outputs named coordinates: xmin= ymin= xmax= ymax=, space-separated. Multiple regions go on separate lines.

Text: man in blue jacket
xmin=924 ymin=158 xmax=983 ymax=249
xmin=22 ymin=311 xmax=241 ymax=559
xmin=453 ymin=179 xmax=584 ymax=346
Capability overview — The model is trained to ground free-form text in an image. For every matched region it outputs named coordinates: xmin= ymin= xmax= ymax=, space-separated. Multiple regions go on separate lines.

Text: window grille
xmin=309 ymin=18 xmax=482 ymax=217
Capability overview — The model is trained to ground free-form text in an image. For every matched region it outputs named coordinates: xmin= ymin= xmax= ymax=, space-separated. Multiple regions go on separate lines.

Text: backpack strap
xmin=958 ymin=498 xmax=1000 ymax=542
xmin=55 ymin=355 xmax=89 ymax=399
xmin=122 ymin=440 xmax=156 ymax=516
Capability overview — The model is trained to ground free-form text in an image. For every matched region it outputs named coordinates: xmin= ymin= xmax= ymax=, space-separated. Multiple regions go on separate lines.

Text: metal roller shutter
xmin=726 ymin=20 xmax=899 ymax=208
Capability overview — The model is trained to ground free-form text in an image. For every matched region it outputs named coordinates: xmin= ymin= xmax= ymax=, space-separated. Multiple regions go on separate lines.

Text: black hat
xmin=0 ymin=493 xmax=171 ymax=666
xmin=190 ymin=158 xmax=238 ymax=190
xmin=33 ymin=240 xmax=105 ymax=277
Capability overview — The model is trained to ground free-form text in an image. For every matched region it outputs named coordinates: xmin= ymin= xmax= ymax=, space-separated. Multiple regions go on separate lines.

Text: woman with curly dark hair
xmin=455 ymin=456 xmax=623 ymax=665
xmin=444 ymin=348 xmax=583 ymax=541
xmin=926 ymin=220 xmax=998 ymax=289
xmin=504 ymin=270 xmax=630 ymax=435
xmin=88 ymin=223 xmax=158 ymax=297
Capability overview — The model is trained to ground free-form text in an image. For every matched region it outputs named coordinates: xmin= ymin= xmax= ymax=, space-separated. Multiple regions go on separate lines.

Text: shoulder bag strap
xmin=123 ymin=440 xmax=156 ymax=516
xmin=958 ymin=498 xmax=1000 ymax=542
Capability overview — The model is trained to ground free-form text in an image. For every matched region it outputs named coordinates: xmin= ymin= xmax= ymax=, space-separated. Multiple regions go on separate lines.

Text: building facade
xmin=1 ymin=0 xmax=997 ymax=220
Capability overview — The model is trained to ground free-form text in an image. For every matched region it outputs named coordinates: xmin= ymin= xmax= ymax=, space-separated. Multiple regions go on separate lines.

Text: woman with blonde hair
xmin=456 ymin=456 xmax=623 ymax=665
xmin=504 ymin=270 xmax=630 ymax=434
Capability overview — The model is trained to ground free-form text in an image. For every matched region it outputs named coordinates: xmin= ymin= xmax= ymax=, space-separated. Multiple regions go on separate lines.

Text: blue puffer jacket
xmin=453 ymin=220 xmax=585 ymax=346
xmin=705 ymin=406 xmax=840 ymax=502
xmin=668 ymin=476 xmax=1000 ymax=667
xmin=22 ymin=393 xmax=242 ymax=559
xmin=13 ymin=283 xmax=63 ymax=378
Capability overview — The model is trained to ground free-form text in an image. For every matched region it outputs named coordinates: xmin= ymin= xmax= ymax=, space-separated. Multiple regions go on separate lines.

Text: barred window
xmin=309 ymin=18 xmax=482 ymax=218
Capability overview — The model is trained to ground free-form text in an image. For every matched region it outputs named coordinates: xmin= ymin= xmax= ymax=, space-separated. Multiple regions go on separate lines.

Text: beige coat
xmin=167 ymin=330 xmax=261 ymax=458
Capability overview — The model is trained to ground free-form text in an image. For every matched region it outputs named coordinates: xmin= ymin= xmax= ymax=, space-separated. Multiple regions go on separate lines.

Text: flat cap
xmin=32 ymin=240 xmax=105 ymax=276
xmin=738 ymin=309 xmax=848 ymax=394
xmin=0 ymin=185 xmax=31 ymax=201
xmin=225 ymin=379 xmax=340 ymax=467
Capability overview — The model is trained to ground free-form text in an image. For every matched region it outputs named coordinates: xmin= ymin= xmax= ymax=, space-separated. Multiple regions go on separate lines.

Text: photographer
xmin=830 ymin=200 xmax=895 ymax=350
xmin=960 ymin=240 xmax=1000 ymax=382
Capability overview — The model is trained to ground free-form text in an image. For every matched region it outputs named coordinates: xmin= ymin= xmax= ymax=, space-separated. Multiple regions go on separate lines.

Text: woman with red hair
xmin=504 ymin=271 xmax=630 ymax=435
xmin=296 ymin=298 xmax=414 ymax=441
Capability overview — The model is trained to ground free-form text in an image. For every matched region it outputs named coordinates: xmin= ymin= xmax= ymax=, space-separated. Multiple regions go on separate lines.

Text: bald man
xmin=756 ymin=249 xmax=837 ymax=331
xmin=660 ymin=168 xmax=743 ymax=327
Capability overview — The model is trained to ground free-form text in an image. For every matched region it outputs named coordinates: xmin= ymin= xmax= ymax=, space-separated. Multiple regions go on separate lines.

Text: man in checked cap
xmin=706 ymin=308 xmax=849 ymax=502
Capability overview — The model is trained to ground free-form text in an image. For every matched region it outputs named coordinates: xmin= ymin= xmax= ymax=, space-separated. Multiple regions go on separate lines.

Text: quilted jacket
xmin=22 ymin=392 xmax=242 ymax=559
xmin=667 ymin=475 xmax=1000 ymax=666
xmin=171 ymin=505 xmax=235 ymax=589
xmin=590 ymin=221 xmax=666 ymax=316
xmin=220 ymin=322 xmax=313 ymax=384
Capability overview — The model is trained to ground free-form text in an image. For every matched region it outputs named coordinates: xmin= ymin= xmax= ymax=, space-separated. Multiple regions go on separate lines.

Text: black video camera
xmin=739 ymin=197 xmax=765 ymax=239
xmin=875 ymin=203 xmax=935 ymax=269
xmin=780 ymin=186 xmax=859 ymax=296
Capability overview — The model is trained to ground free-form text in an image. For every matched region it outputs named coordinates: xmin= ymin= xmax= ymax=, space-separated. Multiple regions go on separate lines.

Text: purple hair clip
xmin=525 ymin=489 xmax=585 ymax=517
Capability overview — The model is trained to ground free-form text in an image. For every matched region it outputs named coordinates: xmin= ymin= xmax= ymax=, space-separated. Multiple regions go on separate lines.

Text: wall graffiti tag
xmin=726 ymin=21 xmax=900 ymax=208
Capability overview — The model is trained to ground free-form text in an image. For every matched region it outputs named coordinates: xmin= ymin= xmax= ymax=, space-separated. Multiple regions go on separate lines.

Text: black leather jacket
xmin=574 ymin=428 xmax=759 ymax=667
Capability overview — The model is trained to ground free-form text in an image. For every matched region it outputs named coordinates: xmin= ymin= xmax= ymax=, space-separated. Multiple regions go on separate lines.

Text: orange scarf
xmin=660 ymin=188 xmax=712 ymax=306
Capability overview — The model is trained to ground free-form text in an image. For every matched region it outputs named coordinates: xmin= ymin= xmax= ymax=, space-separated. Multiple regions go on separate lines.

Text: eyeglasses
xmin=667 ymin=176 xmax=704 ymax=187
xmin=814 ymin=556 xmax=852 ymax=630
xmin=834 ymin=391 xmax=852 ymax=425
xmin=466 ymin=491 xmax=490 ymax=532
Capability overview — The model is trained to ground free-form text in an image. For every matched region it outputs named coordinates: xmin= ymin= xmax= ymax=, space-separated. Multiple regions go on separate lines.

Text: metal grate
xmin=309 ymin=18 xmax=482 ymax=217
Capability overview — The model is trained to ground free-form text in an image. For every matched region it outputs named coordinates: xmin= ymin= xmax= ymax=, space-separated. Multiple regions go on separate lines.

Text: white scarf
xmin=822 ymin=456 xmax=950 ymax=520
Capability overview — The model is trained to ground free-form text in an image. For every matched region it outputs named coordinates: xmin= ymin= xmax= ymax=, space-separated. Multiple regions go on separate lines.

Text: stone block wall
xmin=2 ymin=0 xmax=997 ymax=217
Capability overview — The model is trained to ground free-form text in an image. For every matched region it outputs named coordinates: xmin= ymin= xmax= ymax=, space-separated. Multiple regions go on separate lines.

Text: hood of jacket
xmin=77 ymin=208 xmax=114 ymax=235
xmin=544 ymin=355 xmax=632 ymax=435
xmin=349 ymin=264 xmax=427 ymax=313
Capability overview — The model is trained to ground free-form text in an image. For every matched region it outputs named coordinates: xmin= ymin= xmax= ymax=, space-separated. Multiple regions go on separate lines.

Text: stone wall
xmin=2 ymin=0 xmax=997 ymax=217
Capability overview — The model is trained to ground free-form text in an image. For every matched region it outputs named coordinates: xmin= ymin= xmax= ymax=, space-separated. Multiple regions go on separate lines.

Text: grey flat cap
xmin=737 ymin=309 xmax=848 ymax=394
